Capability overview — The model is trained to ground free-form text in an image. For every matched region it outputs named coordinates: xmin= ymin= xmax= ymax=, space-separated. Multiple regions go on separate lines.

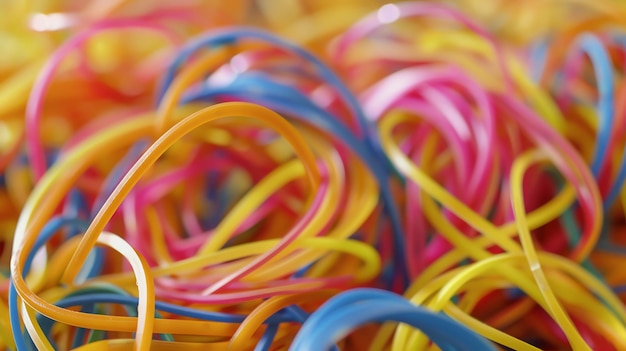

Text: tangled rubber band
xmin=4 ymin=1 xmax=626 ymax=350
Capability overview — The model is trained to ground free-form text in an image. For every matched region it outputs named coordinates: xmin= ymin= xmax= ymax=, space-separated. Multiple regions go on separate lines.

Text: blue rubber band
xmin=290 ymin=288 xmax=496 ymax=351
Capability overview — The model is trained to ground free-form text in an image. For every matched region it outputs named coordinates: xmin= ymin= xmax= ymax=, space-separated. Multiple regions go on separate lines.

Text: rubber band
xmin=25 ymin=19 xmax=180 ymax=180
xmin=58 ymin=102 xmax=320 ymax=284
xmin=290 ymin=288 xmax=497 ymax=351
xmin=9 ymin=102 xmax=354 ymax=346
xmin=7 ymin=1 xmax=626 ymax=350
xmin=332 ymin=2 xmax=514 ymax=91
xmin=371 ymin=42 xmax=613 ymax=348
xmin=157 ymin=28 xmax=411 ymax=287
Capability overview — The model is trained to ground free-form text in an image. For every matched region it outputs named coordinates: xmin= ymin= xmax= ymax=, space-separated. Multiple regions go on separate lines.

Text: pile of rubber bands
xmin=4 ymin=0 xmax=626 ymax=350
